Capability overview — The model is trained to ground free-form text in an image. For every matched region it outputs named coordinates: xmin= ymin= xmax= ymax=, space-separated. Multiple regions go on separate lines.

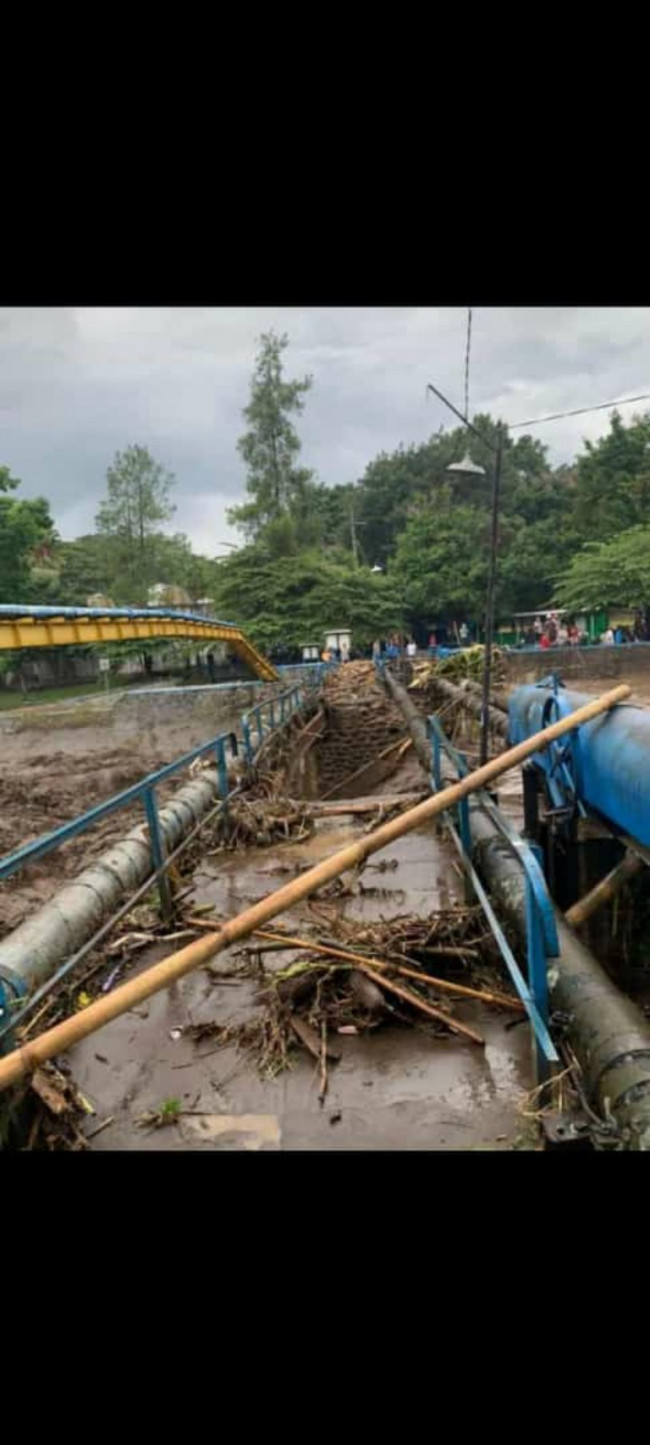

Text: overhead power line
xmin=464 ymin=308 xmax=472 ymax=422
xmin=427 ymin=382 xmax=650 ymax=442
xmin=509 ymin=392 xmax=650 ymax=430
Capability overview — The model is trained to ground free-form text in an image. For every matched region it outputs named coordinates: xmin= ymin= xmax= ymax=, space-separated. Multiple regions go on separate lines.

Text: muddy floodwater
xmin=68 ymin=753 xmax=534 ymax=1151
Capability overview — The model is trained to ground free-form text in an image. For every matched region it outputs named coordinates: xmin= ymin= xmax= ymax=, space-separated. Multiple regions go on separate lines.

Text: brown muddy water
xmin=67 ymin=753 xmax=535 ymax=1152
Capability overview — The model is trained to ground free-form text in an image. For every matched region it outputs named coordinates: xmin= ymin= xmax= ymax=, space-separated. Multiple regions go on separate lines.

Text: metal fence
xmin=0 ymin=682 xmax=315 ymax=1045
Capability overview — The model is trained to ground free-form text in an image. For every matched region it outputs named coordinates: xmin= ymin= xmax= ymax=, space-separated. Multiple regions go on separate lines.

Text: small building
xmin=506 ymin=606 xmax=601 ymax=646
xmin=301 ymin=643 xmax=321 ymax=662
xmin=324 ymin=628 xmax=351 ymax=658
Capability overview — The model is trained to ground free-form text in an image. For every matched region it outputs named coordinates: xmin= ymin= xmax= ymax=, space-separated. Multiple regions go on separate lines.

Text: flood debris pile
xmin=6 ymin=1059 xmax=101 ymax=1151
xmin=409 ymin=645 xmax=506 ymax=690
xmin=183 ymin=906 xmax=524 ymax=1092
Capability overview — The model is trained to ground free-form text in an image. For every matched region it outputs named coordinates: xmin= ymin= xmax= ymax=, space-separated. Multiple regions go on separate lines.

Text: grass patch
xmin=0 ymin=682 xmax=119 ymax=712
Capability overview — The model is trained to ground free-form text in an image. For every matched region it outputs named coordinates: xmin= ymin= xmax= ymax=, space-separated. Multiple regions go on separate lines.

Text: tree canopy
xmin=0 ymin=468 xmax=56 ymax=604
xmin=4 ymin=337 xmax=650 ymax=653
xmin=556 ymin=526 xmax=650 ymax=611
xmin=96 ymin=445 xmax=176 ymax=603
xmin=212 ymin=544 xmax=402 ymax=652
xmin=229 ymin=332 xmax=316 ymax=547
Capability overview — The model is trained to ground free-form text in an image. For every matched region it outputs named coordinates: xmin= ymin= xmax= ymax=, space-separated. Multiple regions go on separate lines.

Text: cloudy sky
xmin=2 ymin=307 xmax=650 ymax=553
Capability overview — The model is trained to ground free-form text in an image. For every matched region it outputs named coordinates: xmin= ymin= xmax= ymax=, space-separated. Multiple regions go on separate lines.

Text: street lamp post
xmin=427 ymin=382 xmax=504 ymax=768
xmin=479 ymin=424 xmax=504 ymax=767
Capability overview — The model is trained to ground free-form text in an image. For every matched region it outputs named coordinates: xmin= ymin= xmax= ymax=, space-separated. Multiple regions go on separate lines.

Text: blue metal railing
xmin=241 ymin=685 xmax=306 ymax=763
xmin=0 ymin=730 xmax=239 ymax=917
xmin=427 ymin=713 xmax=559 ymax=1078
xmin=0 ymin=677 xmax=324 ymax=1048
xmin=0 ymin=684 xmax=309 ymax=916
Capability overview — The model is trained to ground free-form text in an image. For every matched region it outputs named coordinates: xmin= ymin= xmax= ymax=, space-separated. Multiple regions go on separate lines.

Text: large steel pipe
xmin=383 ymin=668 xmax=650 ymax=1149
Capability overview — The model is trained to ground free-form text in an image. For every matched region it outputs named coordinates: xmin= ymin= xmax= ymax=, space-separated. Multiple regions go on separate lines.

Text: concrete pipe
xmin=0 ymin=767 xmax=223 ymax=1000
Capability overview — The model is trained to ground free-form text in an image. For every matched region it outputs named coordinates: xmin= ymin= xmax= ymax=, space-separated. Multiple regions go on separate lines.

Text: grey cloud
xmin=1 ymin=307 xmax=650 ymax=552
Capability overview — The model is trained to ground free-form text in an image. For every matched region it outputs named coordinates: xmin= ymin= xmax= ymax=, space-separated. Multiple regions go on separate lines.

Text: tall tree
xmin=571 ymin=410 xmax=650 ymax=541
xmin=229 ymin=332 xmax=314 ymax=541
xmin=95 ymin=445 xmax=176 ymax=603
xmin=0 ymin=467 xmax=56 ymax=603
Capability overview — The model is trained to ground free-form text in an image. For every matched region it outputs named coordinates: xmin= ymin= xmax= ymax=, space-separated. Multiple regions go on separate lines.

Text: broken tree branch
xmin=252 ymin=930 xmax=523 ymax=1013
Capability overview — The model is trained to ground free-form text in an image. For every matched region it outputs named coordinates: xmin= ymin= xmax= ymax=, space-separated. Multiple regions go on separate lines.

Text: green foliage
xmin=392 ymin=495 xmax=490 ymax=623
xmin=556 ymin=526 xmax=650 ymax=610
xmin=96 ymin=445 xmax=176 ymax=603
xmin=571 ymin=410 xmax=650 ymax=541
xmin=56 ymin=534 xmax=119 ymax=603
xmin=0 ymin=467 xmax=56 ymax=603
xmin=355 ymin=418 xmax=552 ymax=570
xmin=498 ymin=515 xmax=583 ymax=614
xmin=212 ymin=545 xmax=402 ymax=651
xmin=229 ymin=332 xmax=314 ymax=542
xmin=0 ymin=466 xmax=21 ymax=494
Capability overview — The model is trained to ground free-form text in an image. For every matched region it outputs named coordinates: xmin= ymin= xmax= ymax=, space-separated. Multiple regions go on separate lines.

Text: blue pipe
xmin=508 ymin=682 xmax=650 ymax=845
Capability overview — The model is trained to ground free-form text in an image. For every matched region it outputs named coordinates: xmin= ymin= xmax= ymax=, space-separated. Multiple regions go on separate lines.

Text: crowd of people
xmin=519 ymin=610 xmax=650 ymax=649
xmin=370 ymin=635 xmax=419 ymax=661
xmin=520 ymin=614 xmax=582 ymax=649
xmin=314 ymin=607 xmax=650 ymax=665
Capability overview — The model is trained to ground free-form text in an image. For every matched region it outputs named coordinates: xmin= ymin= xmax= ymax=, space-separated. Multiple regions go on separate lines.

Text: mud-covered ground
xmin=65 ymin=746 xmax=536 ymax=1152
xmin=0 ymin=700 xmax=244 ymax=936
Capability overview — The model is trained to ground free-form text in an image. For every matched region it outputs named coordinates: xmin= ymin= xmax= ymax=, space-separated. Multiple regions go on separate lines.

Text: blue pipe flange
xmin=534 ymin=678 xmax=585 ymax=816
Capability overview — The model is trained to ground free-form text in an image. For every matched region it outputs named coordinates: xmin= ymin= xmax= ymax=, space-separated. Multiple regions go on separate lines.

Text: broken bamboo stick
xmin=565 ymin=851 xmax=645 ymax=929
xmin=252 ymin=929 xmax=524 ymax=1012
xmin=0 ymin=682 xmax=630 ymax=1092
xmin=353 ymin=961 xmax=485 ymax=1044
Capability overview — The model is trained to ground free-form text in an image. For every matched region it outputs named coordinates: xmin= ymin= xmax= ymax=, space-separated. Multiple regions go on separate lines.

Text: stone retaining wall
xmin=502 ymin=643 xmax=650 ymax=686
xmin=315 ymin=694 xmax=405 ymax=796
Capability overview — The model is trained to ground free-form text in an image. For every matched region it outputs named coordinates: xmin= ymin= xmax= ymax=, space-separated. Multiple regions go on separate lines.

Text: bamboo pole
xmin=351 ymin=959 xmax=485 ymax=1044
xmin=249 ymin=928 xmax=524 ymax=1012
xmin=565 ymin=851 xmax=645 ymax=929
xmin=0 ymin=682 xmax=630 ymax=1092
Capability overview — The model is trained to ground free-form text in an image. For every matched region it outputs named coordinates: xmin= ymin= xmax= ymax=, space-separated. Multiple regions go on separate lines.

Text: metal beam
xmin=0 ymin=605 xmax=277 ymax=681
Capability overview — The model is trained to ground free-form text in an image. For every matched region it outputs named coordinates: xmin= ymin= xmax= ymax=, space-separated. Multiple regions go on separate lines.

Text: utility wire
xmin=428 ymin=381 xmax=650 ymax=444
xmin=509 ymin=392 xmax=650 ymax=430
xmin=464 ymin=308 xmax=472 ymax=422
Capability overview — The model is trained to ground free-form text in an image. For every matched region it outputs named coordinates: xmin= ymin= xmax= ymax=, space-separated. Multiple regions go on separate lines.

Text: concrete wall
xmin=0 ymin=666 xmax=322 ymax=745
xmin=502 ymin=643 xmax=650 ymax=686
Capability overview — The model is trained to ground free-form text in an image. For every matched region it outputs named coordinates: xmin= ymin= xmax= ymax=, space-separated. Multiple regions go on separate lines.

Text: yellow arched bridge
xmin=0 ymin=605 xmax=278 ymax=682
